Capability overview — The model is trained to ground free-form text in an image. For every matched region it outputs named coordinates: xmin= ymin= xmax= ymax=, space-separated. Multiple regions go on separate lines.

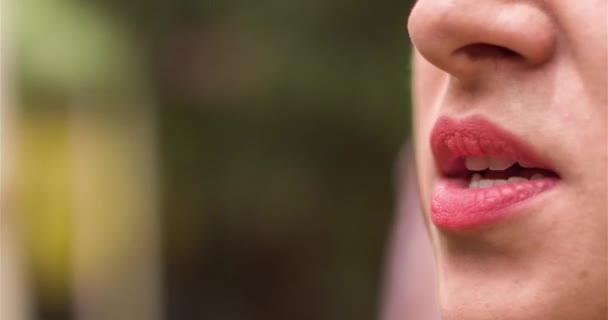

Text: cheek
xmin=412 ymin=53 xmax=446 ymax=210
xmin=554 ymin=1 xmax=607 ymax=108
xmin=413 ymin=121 xmax=432 ymax=213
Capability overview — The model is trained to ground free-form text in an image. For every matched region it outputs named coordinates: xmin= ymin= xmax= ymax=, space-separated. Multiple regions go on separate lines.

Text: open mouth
xmin=456 ymin=156 xmax=558 ymax=189
xmin=429 ymin=116 xmax=560 ymax=231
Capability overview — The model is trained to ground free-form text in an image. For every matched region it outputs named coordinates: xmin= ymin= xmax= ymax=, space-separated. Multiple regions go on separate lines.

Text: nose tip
xmin=407 ymin=0 xmax=556 ymax=82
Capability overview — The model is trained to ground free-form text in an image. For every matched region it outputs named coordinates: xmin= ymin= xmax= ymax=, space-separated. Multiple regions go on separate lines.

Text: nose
xmin=407 ymin=0 xmax=556 ymax=82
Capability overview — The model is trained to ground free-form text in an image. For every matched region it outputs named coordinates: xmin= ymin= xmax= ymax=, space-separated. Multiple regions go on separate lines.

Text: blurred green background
xmin=10 ymin=0 xmax=415 ymax=319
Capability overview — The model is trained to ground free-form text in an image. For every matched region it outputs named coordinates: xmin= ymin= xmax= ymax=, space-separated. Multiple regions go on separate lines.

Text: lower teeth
xmin=468 ymin=173 xmax=545 ymax=189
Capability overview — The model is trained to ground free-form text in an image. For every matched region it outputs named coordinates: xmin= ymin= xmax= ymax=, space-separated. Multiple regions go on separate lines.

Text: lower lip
xmin=431 ymin=177 xmax=559 ymax=230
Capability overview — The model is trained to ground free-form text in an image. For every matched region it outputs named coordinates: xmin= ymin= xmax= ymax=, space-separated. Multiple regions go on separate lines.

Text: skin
xmin=406 ymin=0 xmax=607 ymax=319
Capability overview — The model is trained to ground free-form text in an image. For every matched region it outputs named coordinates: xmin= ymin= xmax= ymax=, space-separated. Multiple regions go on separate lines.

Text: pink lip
xmin=430 ymin=116 xmax=559 ymax=231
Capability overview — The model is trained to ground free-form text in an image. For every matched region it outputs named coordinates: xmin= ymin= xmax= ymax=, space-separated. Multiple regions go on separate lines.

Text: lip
xmin=430 ymin=116 xmax=560 ymax=231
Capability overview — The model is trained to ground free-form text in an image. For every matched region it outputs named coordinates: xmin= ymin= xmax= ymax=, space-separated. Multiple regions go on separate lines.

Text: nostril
xmin=455 ymin=43 xmax=522 ymax=61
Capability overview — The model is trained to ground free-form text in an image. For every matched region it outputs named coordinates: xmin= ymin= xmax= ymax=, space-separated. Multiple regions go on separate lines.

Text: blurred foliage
xmin=16 ymin=0 xmax=415 ymax=319
xmin=18 ymin=113 xmax=72 ymax=310
xmin=155 ymin=1 xmax=414 ymax=319
xmin=17 ymin=0 xmax=140 ymax=91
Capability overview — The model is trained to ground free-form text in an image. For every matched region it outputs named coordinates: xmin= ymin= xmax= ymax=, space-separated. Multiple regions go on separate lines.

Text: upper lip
xmin=430 ymin=115 xmax=558 ymax=178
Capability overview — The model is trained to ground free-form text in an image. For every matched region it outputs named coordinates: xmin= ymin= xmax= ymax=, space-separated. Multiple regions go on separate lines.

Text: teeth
xmin=493 ymin=179 xmax=508 ymax=185
xmin=465 ymin=156 xmax=516 ymax=171
xmin=519 ymin=161 xmax=535 ymax=168
xmin=468 ymin=175 xmax=530 ymax=189
xmin=488 ymin=157 xmax=516 ymax=170
xmin=530 ymin=173 xmax=545 ymax=180
xmin=469 ymin=173 xmax=482 ymax=188
xmin=478 ymin=179 xmax=495 ymax=188
xmin=465 ymin=156 xmax=490 ymax=171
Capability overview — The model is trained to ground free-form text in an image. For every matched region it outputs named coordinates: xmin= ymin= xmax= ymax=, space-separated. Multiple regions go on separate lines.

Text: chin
xmin=431 ymin=197 xmax=608 ymax=320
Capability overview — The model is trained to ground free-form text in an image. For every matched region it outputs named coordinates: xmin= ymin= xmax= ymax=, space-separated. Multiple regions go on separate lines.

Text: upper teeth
xmin=465 ymin=156 xmax=516 ymax=171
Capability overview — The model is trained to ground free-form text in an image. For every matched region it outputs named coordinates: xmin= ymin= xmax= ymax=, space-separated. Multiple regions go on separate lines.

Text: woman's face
xmin=408 ymin=0 xmax=607 ymax=319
